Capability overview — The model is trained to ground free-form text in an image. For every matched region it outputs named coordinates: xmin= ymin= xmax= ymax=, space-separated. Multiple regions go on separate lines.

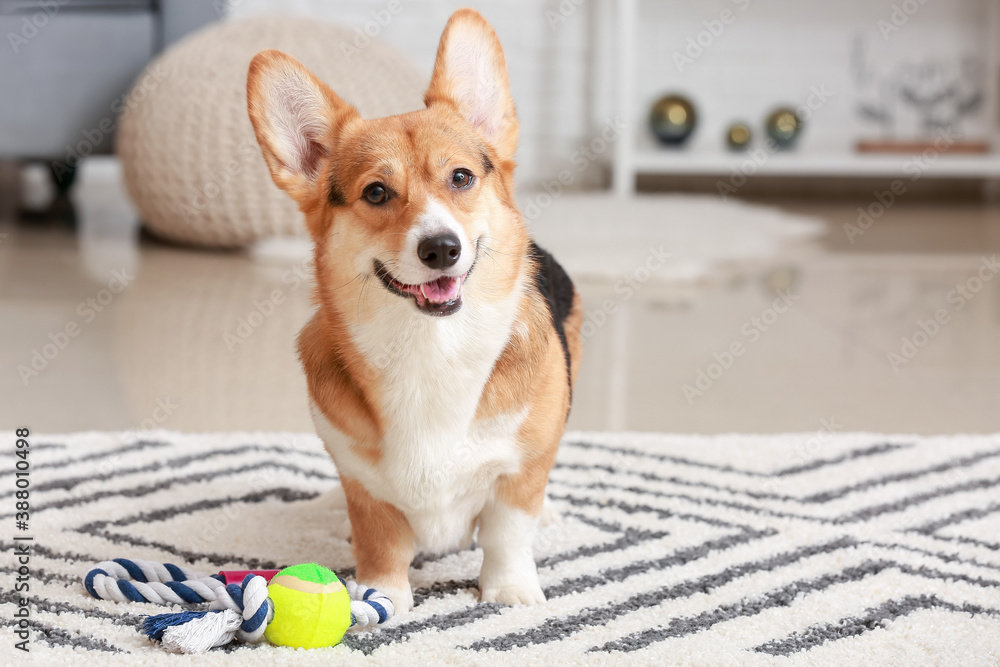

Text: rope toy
xmin=84 ymin=559 xmax=393 ymax=653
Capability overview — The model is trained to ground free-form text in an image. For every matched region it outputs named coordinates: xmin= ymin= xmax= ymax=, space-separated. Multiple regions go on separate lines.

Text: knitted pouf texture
xmin=116 ymin=17 xmax=426 ymax=247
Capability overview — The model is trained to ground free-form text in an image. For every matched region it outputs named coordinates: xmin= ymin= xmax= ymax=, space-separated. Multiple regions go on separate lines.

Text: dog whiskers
xmin=332 ymin=272 xmax=364 ymax=292
xmin=356 ymin=273 xmax=376 ymax=322
xmin=479 ymin=245 xmax=512 ymax=281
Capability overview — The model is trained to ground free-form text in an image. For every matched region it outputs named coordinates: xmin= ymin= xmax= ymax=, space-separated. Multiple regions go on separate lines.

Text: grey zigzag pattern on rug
xmin=1 ymin=431 xmax=998 ymax=665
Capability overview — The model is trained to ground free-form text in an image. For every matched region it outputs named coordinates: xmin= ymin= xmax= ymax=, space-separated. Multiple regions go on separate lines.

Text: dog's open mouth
xmin=373 ymin=260 xmax=468 ymax=316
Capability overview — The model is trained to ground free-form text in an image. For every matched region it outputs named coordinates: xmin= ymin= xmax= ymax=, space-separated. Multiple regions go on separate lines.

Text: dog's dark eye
xmin=451 ymin=169 xmax=474 ymax=189
xmin=364 ymin=183 xmax=389 ymax=205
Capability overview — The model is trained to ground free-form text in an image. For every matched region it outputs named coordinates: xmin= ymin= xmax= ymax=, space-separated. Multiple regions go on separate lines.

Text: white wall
xmin=227 ymin=0 xmax=993 ymax=188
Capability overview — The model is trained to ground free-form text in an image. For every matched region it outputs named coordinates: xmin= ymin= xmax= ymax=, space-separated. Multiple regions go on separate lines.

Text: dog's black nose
xmin=418 ymin=233 xmax=461 ymax=269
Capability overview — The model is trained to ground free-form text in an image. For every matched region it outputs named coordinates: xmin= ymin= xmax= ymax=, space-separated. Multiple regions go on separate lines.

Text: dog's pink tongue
xmin=422 ymin=276 xmax=461 ymax=303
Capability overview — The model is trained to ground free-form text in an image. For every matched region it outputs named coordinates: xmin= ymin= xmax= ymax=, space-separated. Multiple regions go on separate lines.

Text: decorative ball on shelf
xmin=726 ymin=122 xmax=752 ymax=151
xmin=766 ymin=108 xmax=803 ymax=149
xmin=649 ymin=94 xmax=698 ymax=146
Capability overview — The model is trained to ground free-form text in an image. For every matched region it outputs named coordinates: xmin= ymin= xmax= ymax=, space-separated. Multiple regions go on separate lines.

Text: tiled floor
xmin=2 ymin=194 xmax=1000 ymax=436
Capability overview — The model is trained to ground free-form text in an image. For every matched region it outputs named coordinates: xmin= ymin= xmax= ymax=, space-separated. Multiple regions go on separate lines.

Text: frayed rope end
xmin=144 ymin=609 xmax=242 ymax=654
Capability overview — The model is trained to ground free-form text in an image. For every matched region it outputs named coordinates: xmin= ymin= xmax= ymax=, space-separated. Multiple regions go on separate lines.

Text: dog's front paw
xmin=366 ymin=583 xmax=414 ymax=617
xmin=480 ymin=580 xmax=545 ymax=606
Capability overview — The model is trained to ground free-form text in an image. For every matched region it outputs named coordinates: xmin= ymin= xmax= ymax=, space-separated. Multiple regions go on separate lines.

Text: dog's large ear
xmin=424 ymin=9 xmax=518 ymax=161
xmin=247 ymin=49 xmax=358 ymax=204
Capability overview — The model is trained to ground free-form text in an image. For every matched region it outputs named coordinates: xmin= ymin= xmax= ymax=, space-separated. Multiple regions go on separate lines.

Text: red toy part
xmin=219 ymin=569 xmax=280 ymax=585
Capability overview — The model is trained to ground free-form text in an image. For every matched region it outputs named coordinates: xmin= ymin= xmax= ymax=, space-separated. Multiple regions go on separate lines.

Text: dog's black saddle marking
xmin=530 ymin=241 xmax=575 ymax=392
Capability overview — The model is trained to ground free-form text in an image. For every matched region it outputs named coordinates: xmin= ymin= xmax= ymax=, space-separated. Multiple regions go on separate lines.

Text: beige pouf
xmin=117 ymin=17 xmax=426 ymax=247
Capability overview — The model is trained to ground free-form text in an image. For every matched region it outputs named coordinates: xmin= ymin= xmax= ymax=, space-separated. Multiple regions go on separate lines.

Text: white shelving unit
xmin=611 ymin=0 xmax=1000 ymax=196
xmin=632 ymin=151 xmax=1000 ymax=179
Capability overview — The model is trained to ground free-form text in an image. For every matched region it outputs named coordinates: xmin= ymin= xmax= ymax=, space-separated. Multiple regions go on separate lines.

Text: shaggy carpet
xmin=2 ymin=431 xmax=999 ymax=665
xmin=526 ymin=193 xmax=824 ymax=285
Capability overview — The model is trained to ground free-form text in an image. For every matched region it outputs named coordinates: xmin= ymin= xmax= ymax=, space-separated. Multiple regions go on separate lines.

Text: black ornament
xmin=649 ymin=95 xmax=697 ymax=146
xmin=766 ymin=108 xmax=802 ymax=148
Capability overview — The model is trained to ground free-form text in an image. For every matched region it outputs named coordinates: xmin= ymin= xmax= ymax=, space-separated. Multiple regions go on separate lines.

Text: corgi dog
xmin=246 ymin=8 xmax=581 ymax=613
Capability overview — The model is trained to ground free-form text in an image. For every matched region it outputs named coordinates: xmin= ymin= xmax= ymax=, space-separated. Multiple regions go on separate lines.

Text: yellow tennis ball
xmin=264 ymin=563 xmax=351 ymax=649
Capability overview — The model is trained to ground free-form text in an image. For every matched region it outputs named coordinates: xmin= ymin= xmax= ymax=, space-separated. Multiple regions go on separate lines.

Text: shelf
xmin=632 ymin=150 xmax=1000 ymax=180
xmin=611 ymin=0 xmax=1000 ymax=193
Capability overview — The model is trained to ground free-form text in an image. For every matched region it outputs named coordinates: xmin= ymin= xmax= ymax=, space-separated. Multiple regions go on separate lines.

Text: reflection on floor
xmin=2 ymin=192 xmax=1000 ymax=435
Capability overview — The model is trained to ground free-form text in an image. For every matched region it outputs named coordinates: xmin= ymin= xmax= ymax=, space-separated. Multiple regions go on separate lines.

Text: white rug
xmin=2 ymin=431 xmax=999 ymax=665
xmin=526 ymin=193 xmax=825 ymax=285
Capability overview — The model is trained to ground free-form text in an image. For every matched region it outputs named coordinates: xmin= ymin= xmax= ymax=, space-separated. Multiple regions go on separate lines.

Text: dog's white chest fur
xmin=312 ymin=289 xmax=526 ymax=552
